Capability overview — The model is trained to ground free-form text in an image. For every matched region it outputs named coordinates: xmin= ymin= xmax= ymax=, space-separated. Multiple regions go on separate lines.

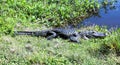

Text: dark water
xmin=78 ymin=0 xmax=120 ymax=28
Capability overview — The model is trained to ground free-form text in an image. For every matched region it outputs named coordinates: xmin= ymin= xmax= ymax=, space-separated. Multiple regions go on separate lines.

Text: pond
xmin=78 ymin=0 xmax=120 ymax=28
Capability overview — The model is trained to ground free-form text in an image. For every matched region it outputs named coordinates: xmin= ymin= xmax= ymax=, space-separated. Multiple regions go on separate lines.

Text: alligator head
xmin=78 ymin=31 xmax=107 ymax=39
xmin=91 ymin=31 xmax=107 ymax=38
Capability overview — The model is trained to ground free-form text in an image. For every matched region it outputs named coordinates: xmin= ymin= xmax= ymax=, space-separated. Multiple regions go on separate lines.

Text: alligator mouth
xmin=92 ymin=33 xmax=107 ymax=38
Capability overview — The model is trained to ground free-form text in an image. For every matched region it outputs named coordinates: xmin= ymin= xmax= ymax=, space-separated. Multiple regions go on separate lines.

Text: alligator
xmin=14 ymin=28 xmax=107 ymax=43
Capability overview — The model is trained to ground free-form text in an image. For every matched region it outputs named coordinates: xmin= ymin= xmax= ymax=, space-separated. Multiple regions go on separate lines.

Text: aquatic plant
xmin=0 ymin=0 xmax=100 ymax=34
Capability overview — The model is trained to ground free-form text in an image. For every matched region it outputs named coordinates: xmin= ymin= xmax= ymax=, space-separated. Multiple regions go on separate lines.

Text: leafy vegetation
xmin=0 ymin=0 xmax=100 ymax=33
xmin=0 ymin=0 xmax=120 ymax=65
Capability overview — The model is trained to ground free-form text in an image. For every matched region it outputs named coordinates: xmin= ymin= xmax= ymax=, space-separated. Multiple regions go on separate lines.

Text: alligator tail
xmin=14 ymin=31 xmax=36 ymax=35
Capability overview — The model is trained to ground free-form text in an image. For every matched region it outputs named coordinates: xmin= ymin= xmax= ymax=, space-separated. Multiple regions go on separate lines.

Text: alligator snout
xmin=92 ymin=32 xmax=107 ymax=38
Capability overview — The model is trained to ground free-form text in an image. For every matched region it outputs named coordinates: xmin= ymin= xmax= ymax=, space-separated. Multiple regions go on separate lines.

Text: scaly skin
xmin=51 ymin=28 xmax=80 ymax=42
xmin=14 ymin=28 xmax=107 ymax=43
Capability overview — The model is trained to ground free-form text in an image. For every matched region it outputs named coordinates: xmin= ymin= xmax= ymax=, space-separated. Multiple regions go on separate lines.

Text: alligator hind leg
xmin=46 ymin=31 xmax=57 ymax=40
xmin=69 ymin=35 xmax=80 ymax=43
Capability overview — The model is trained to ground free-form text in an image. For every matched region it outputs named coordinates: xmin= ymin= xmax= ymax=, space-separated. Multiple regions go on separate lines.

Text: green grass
xmin=0 ymin=26 xmax=120 ymax=65
xmin=0 ymin=0 xmax=120 ymax=65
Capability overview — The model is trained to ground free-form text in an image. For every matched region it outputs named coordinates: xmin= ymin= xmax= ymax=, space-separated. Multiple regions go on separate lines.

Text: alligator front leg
xmin=46 ymin=31 xmax=57 ymax=40
xmin=82 ymin=35 xmax=89 ymax=40
xmin=79 ymin=34 xmax=89 ymax=40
